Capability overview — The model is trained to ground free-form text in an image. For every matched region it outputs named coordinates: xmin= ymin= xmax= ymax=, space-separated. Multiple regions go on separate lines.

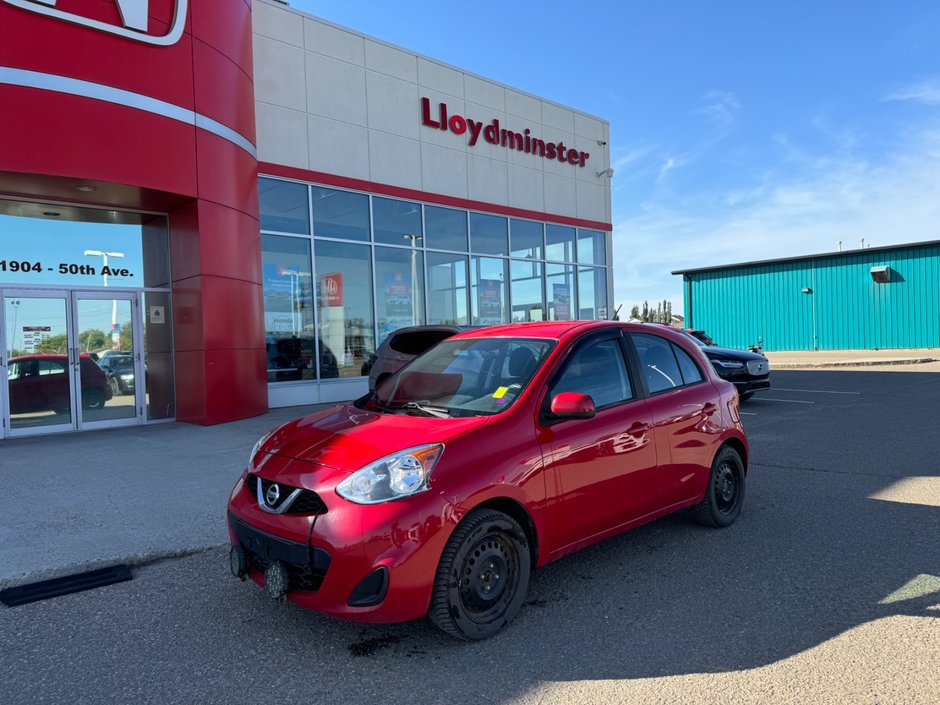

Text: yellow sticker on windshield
xmin=493 ymin=386 xmax=509 ymax=399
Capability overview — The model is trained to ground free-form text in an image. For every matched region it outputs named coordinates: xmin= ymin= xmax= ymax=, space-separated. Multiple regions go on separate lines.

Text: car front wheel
xmin=693 ymin=446 xmax=745 ymax=527
xmin=429 ymin=508 xmax=530 ymax=640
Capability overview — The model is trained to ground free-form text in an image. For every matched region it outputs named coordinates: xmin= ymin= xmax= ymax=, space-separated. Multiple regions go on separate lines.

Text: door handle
xmin=627 ymin=421 xmax=649 ymax=437
xmin=702 ymin=402 xmax=717 ymax=417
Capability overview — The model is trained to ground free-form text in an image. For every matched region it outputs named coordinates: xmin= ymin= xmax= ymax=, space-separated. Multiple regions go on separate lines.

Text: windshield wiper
xmin=402 ymin=401 xmax=450 ymax=418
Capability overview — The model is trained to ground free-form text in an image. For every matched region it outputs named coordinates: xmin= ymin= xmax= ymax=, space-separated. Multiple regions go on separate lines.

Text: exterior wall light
xmin=870 ymin=266 xmax=891 ymax=283
xmin=801 ymin=287 xmax=812 ymax=294
xmin=596 ymin=168 xmax=614 ymax=178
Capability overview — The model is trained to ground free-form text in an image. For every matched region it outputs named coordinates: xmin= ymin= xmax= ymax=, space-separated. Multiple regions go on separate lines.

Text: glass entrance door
xmin=1 ymin=290 xmax=142 ymax=437
xmin=3 ymin=292 xmax=74 ymax=435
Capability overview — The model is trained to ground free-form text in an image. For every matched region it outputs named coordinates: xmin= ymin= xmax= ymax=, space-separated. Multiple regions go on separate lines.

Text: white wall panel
xmin=574 ymin=113 xmax=605 ymax=141
xmin=543 ymin=172 xmax=577 ymax=216
xmin=417 ymin=58 xmax=464 ymax=98
xmin=366 ymin=71 xmax=420 ymax=140
xmin=370 ymin=132 xmax=422 ymax=190
xmin=465 ymin=75 xmax=505 ymax=112
xmin=576 ymin=179 xmax=608 ymax=222
xmin=506 ymin=90 xmax=541 ymax=122
xmin=253 ymin=0 xmax=304 ymax=47
xmin=305 ymin=52 xmax=367 ymax=125
xmin=541 ymin=102 xmax=576 ymax=134
xmin=307 ymin=114 xmax=370 ymax=180
xmin=508 ymin=165 xmax=544 ymax=212
xmin=256 ymin=102 xmax=309 ymax=169
xmin=304 ymin=18 xmax=365 ymax=66
xmin=253 ymin=35 xmax=306 ymax=111
xmin=468 ymin=156 xmax=509 ymax=206
xmin=365 ymin=40 xmax=418 ymax=82
xmin=421 ymin=143 xmax=468 ymax=198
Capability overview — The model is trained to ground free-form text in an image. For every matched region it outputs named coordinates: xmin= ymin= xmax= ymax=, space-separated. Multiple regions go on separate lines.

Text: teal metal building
xmin=673 ymin=240 xmax=940 ymax=351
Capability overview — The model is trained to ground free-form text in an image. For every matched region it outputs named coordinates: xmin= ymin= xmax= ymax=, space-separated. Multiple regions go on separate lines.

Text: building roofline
xmin=671 ymin=238 xmax=940 ymax=276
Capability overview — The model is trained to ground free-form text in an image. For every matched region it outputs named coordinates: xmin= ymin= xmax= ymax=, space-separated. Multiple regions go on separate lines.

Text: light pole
xmin=402 ymin=234 xmax=423 ymax=325
xmin=84 ymin=250 xmax=125 ymax=350
xmin=9 ymin=298 xmax=20 ymax=353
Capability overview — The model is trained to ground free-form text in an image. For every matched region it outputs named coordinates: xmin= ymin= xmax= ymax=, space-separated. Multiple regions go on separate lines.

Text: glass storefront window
xmin=315 ymin=240 xmax=374 ymax=378
xmin=0 ymin=200 xmax=168 ymax=289
xmin=546 ymin=263 xmax=576 ymax=320
xmin=312 ymin=187 xmax=370 ymax=242
xmin=470 ymin=256 xmax=508 ymax=325
xmin=261 ymin=235 xmax=315 ymax=383
xmin=259 ymin=178 xmax=309 ymax=234
xmin=427 ymin=252 xmax=469 ymax=325
xmin=545 ymin=224 xmax=576 ymax=262
xmin=375 ymin=245 xmax=425 ymax=342
xmin=373 ymin=197 xmax=422 ymax=246
xmin=510 ymin=219 xmax=543 ymax=259
xmin=577 ymin=229 xmax=607 ymax=266
xmin=470 ymin=213 xmax=508 ymax=256
xmin=578 ymin=267 xmax=609 ymax=320
xmin=510 ymin=259 xmax=544 ymax=322
xmin=424 ymin=206 xmax=468 ymax=252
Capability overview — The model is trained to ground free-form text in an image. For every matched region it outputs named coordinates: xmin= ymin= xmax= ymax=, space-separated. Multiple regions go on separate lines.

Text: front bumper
xmin=226 ymin=462 xmax=457 ymax=624
xmin=732 ymin=378 xmax=771 ymax=394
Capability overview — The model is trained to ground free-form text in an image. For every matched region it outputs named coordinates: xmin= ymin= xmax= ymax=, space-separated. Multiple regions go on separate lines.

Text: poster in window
xmin=384 ymin=271 xmax=413 ymax=331
xmin=320 ymin=272 xmax=344 ymax=307
xmin=478 ymin=279 xmax=502 ymax=325
xmin=552 ymin=283 xmax=570 ymax=320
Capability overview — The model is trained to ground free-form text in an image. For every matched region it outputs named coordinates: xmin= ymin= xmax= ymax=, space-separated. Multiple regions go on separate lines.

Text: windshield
xmin=358 ymin=337 xmax=555 ymax=417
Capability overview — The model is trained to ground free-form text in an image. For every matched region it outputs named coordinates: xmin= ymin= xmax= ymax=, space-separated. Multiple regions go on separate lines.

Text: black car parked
xmin=659 ymin=326 xmax=770 ymax=400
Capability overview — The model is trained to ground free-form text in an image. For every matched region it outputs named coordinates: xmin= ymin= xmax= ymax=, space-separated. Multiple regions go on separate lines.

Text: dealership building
xmin=0 ymin=0 xmax=613 ymax=438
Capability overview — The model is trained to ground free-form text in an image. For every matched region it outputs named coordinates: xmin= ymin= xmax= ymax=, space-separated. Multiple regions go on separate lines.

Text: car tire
xmin=739 ymin=392 xmax=754 ymax=401
xmin=428 ymin=508 xmax=531 ymax=640
xmin=693 ymin=446 xmax=745 ymax=528
xmin=52 ymin=396 xmax=70 ymax=415
xmin=82 ymin=388 xmax=106 ymax=410
xmin=109 ymin=377 xmax=121 ymax=396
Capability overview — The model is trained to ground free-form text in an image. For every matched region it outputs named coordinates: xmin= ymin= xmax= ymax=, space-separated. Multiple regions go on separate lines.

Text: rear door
xmin=629 ymin=332 xmax=724 ymax=505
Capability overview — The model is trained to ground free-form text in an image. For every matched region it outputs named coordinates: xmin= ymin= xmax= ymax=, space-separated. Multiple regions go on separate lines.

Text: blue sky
xmin=291 ymin=0 xmax=940 ymax=317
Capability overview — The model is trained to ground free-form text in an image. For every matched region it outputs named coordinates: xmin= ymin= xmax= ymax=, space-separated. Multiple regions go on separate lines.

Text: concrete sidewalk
xmin=764 ymin=348 xmax=940 ymax=369
xmin=0 ymin=403 xmax=333 ymax=589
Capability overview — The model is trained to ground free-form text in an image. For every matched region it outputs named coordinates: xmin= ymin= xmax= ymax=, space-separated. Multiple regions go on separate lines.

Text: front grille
xmin=246 ymin=473 xmax=328 ymax=515
xmin=230 ymin=512 xmax=330 ymax=592
xmin=747 ymin=360 xmax=769 ymax=376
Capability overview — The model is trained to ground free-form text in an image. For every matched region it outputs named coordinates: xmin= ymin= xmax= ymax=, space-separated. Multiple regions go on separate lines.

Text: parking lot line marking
xmin=757 ymin=398 xmax=816 ymax=404
xmin=773 ymin=388 xmax=862 ymax=395
xmin=740 ymin=412 xmax=758 ymax=416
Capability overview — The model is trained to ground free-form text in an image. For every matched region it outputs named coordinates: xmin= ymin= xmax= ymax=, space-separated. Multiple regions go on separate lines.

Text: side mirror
xmin=549 ymin=392 xmax=596 ymax=420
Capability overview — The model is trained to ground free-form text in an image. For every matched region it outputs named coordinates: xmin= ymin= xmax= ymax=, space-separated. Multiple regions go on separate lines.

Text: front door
xmin=1 ymin=289 xmax=143 ymax=437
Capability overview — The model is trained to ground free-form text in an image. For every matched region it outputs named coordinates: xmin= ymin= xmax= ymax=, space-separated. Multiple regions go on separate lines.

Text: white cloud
xmin=885 ymin=79 xmax=940 ymax=105
xmin=694 ymin=91 xmax=741 ymax=131
xmin=610 ymin=127 xmax=940 ymax=315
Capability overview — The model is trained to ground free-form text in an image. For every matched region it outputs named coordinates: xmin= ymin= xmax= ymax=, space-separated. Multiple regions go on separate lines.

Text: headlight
xmin=712 ymin=359 xmax=745 ymax=369
xmin=120 ymin=374 xmax=134 ymax=380
xmin=248 ymin=429 xmax=275 ymax=469
xmin=336 ymin=444 xmax=443 ymax=504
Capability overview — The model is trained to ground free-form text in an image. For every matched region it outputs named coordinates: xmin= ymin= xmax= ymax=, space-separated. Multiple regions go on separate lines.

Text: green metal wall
xmin=682 ymin=243 xmax=940 ymax=351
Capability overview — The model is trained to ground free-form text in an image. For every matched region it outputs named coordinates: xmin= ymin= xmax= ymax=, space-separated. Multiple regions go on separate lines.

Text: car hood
xmin=704 ymin=346 xmax=766 ymax=361
xmin=258 ymin=403 xmax=491 ymax=472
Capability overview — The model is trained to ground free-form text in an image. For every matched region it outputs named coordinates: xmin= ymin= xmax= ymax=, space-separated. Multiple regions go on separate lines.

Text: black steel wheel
xmin=429 ymin=508 xmax=530 ymax=640
xmin=693 ymin=446 xmax=745 ymax=528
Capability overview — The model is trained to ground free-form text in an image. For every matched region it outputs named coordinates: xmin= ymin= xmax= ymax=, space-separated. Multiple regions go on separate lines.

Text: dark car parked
xmin=366 ymin=325 xmax=470 ymax=390
xmin=7 ymin=353 xmax=113 ymax=414
xmin=660 ymin=326 xmax=770 ymax=400
xmin=97 ymin=353 xmax=136 ymax=395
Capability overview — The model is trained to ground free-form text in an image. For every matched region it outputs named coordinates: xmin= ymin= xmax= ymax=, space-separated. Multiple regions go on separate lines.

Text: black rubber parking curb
xmin=0 ymin=565 xmax=133 ymax=607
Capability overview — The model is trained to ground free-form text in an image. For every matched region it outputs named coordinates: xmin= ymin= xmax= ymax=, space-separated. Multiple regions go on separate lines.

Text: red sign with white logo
xmin=321 ymin=273 xmax=344 ymax=307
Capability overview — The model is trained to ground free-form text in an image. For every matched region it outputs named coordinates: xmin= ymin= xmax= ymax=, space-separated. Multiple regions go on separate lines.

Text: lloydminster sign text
xmin=421 ymin=98 xmax=590 ymax=168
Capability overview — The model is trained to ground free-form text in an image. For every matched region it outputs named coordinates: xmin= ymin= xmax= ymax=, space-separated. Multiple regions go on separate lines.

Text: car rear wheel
xmin=82 ymin=388 xmax=106 ymax=410
xmin=429 ymin=508 xmax=530 ymax=640
xmin=693 ymin=446 xmax=745 ymax=528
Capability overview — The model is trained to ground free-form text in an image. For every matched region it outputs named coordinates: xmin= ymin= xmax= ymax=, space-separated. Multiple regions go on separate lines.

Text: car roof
xmin=449 ymin=320 xmax=615 ymax=341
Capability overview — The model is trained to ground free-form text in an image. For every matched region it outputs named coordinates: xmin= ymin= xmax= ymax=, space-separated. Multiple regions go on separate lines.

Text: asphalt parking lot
xmin=1 ymin=369 xmax=938 ymax=704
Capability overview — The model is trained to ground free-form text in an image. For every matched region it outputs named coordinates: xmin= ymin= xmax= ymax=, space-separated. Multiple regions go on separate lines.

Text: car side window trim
xmin=541 ymin=329 xmax=638 ymax=422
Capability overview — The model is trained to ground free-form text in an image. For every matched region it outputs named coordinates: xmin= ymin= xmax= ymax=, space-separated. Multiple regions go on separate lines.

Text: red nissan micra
xmin=227 ymin=321 xmax=748 ymax=639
